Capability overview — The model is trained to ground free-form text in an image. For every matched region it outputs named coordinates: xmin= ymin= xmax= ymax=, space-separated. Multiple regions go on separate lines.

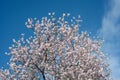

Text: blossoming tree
xmin=0 ymin=13 xmax=111 ymax=80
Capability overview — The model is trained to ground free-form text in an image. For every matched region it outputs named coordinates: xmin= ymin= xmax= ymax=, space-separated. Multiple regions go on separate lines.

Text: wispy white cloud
xmin=99 ymin=0 xmax=120 ymax=80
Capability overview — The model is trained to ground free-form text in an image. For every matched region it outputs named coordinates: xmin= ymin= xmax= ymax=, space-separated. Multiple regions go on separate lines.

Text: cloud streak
xmin=99 ymin=0 xmax=120 ymax=80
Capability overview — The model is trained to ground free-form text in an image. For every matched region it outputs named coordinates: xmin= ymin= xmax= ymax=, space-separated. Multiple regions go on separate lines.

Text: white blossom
xmin=0 ymin=13 xmax=112 ymax=80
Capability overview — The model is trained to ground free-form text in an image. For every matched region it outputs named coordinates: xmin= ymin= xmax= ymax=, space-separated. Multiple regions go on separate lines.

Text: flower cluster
xmin=0 ymin=13 xmax=112 ymax=80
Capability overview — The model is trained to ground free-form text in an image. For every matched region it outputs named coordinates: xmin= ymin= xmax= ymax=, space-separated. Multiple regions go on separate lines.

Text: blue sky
xmin=0 ymin=0 xmax=120 ymax=80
